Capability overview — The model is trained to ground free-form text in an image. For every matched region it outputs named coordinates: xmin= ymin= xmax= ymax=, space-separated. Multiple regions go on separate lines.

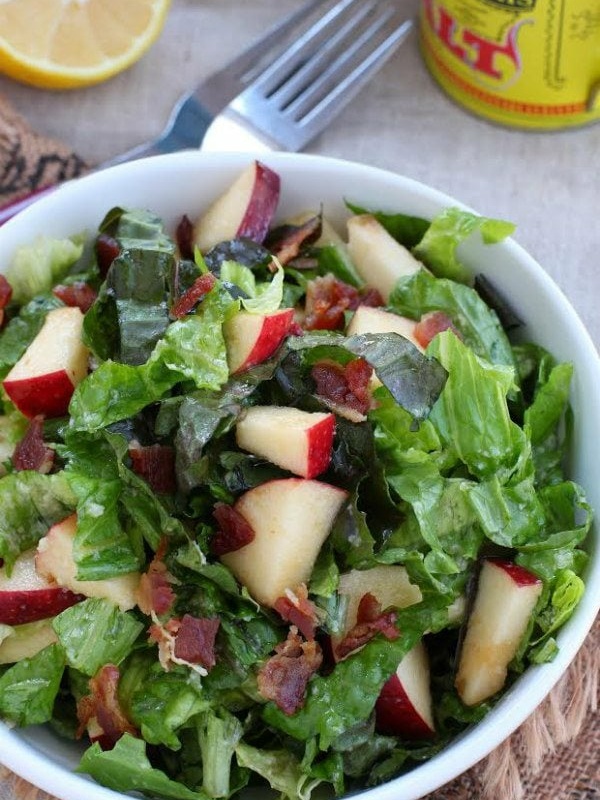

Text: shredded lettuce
xmin=6 ymin=236 xmax=84 ymax=305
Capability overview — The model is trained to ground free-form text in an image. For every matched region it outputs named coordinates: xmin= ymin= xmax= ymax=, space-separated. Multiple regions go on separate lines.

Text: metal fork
xmin=106 ymin=0 xmax=413 ymax=163
xmin=0 ymin=0 xmax=412 ymax=223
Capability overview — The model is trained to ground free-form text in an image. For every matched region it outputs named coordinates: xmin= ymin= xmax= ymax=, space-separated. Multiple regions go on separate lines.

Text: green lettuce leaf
xmin=6 ymin=236 xmax=84 ymax=305
xmin=427 ymin=331 xmax=526 ymax=480
xmin=235 ymin=742 xmax=320 ymax=800
xmin=412 ymin=207 xmax=515 ymax=284
xmin=78 ymin=734 xmax=209 ymax=799
xmin=0 ymin=471 xmax=76 ymax=571
xmin=198 ymin=710 xmax=244 ymax=798
xmin=53 ymin=598 xmax=143 ymax=676
xmin=389 ymin=269 xmax=515 ymax=370
xmin=99 ymin=207 xmax=175 ymax=254
xmin=0 ymin=643 xmax=65 ymax=725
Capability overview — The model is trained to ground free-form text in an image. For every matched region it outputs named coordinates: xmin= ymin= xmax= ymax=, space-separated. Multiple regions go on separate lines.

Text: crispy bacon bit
xmin=414 ymin=311 xmax=461 ymax=349
xmin=311 ymin=357 xmax=373 ymax=417
xmin=304 ymin=275 xmax=360 ymax=331
xmin=128 ymin=440 xmax=176 ymax=494
xmin=77 ymin=665 xmax=138 ymax=750
xmin=173 ymin=614 xmax=220 ymax=670
xmin=211 ymin=502 xmax=255 ymax=556
xmin=303 ymin=275 xmax=384 ymax=331
xmin=266 ymin=215 xmax=322 ymax=266
xmin=95 ymin=233 xmax=121 ymax=278
xmin=0 ymin=275 xmax=12 ymax=308
xmin=12 ymin=415 xmax=54 ymax=473
xmin=257 ymin=627 xmax=323 ymax=715
xmin=136 ymin=539 xmax=176 ymax=616
xmin=176 ymin=214 xmax=195 ymax=260
xmin=273 ymin=584 xmax=320 ymax=641
xmin=52 ymin=281 xmax=98 ymax=313
xmin=335 ymin=593 xmax=399 ymax=661
xmin=171 ymin=272 xmax=216 ymax=319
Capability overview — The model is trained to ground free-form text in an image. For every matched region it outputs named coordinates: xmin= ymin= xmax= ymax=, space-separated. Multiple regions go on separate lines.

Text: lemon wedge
xmin=0 ymin=0 xmax=171 ymax=90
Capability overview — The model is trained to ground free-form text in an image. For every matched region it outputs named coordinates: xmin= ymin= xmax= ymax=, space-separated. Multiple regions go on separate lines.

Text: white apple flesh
xmin=0 ymin=618 xmax=58 ymax=664
xmin=346 ymin=214 xmax=422 ymax=302
xmin=337 ymin=565 xmax=423 ymax=635
xmin=2 ymin=306 xmax=89 ymax=418
xmin=235 ymin=406 xmax=335 ymax=479
xmin=194 ymin=160 xmax=280 ymax=252
xmin=36 ymin=515 xmax=141 ymax=612
xmin=221 ymin=478 xmax=348 ymax=607
xmin=455 ymin=558 xmax=543 ymax=706
xmin=346 ymin=306 xmax=424 ymax=352
xmin=224 ymin=308 xmax=294 ymax=374
xmin=375 ymin=641 xmax=436 ymax=739
xmin=0 ymin=548 xmax=83 ymax=625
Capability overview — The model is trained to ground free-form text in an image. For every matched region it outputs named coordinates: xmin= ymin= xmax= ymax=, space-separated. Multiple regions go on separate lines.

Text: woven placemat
xmin=0 ymin=94 xmax=599 ymax=800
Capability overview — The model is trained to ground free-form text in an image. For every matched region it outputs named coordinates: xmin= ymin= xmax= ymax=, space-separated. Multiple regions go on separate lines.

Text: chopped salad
xmin=0 ymin=161 xmax=592 ymax=800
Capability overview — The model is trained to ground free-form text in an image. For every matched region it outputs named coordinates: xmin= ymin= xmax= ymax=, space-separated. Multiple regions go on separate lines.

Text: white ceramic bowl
xmin=0 ymin=152 xmax=599 ymax=800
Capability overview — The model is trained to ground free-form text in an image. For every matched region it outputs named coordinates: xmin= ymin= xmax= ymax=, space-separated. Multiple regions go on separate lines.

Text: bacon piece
xmin=257 ymin=627 xmax=323 ymax=715
xmin=335 ymin=592 xmax=399 ymax=660
xmin=303 ymin=275 xmax=384 ymax=331
xmin=414 ymin=311 xmax=461 ymax=349
xmin=77 ymin=665 xmax=138 ymax=750
xmin=12 ymin=415 xmax=54 ymax=473
xmin=0 ymin=275 xmax=12 ymax=308
xmin=128 ymin=440 xmax=176 ymax=495
xmin=52 ymin=281 xmax=98 ymax=313
xmin=136 ymin=540 xmax=176 ymax=616
xmin=173 ymin=614 xmax=220 ymax=670
xmin=304 ymin=275 xmax=360 ymax=331
xmin=211 ymin=502 xmax=255 ymax=556
xmin=95 ymin=233 xmax=121 ymax=278
xmin=171 ymin=272 xmax=217 ymax=319
xmin=311 ymin=357 xmax=373 ymax=417
xmin=267 ymin=215 xmax=322 ymax=266
xmin=176 ymin=214 xmax=195 ymax=260
xmin=273 ymin=584 xmax=320 ymax=641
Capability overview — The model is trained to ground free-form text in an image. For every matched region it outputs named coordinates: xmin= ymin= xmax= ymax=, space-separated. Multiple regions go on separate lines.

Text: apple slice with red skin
xmin=2 ymin=306 xmax=89 ymax=418
xmin=455 ymin=558 xmax=543 ymax=706
xmin=375 ymin=641 xmax=436 ymax=739
xmin=194 ymin=161 xmax=281 ymax=252
xmin=221 ymin=478 xmax=348 ymax=607
xmin=0 ymin=548 xmax=83 ymax=625
xmin=0 ymin=618 xmax=58 ymax=664
xmin=347 ymin=215 xmax=423 ymax=302
xmin=36 ymin=515 xmax=141 ymax=612
xmin=224 ymin=308 xmax=294 ymax=374
xmin=235 ymin=406 xmax=335 ymax=479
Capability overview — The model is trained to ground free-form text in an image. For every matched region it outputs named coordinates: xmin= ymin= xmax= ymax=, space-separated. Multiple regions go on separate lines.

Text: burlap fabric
xmin=0 ymin=94 xmax=598 ymax=800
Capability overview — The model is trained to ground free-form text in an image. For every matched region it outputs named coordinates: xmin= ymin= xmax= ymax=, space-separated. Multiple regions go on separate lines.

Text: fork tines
xmin=227 ymin=0 xmax=413 ymax=151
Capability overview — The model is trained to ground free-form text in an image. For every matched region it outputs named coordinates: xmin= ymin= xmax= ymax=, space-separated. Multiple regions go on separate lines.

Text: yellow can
xmin=420 ymin=0 xmax=600 ymax=129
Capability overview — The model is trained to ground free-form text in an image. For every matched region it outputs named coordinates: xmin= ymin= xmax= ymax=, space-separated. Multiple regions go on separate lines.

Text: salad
xmin=0 ymin=160 xmax=592 ymax=800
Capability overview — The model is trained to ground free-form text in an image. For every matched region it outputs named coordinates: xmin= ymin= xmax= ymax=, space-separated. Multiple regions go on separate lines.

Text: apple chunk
xmin=338 ymin=565 xmax=422 ymax=635
xmin=346 ymin=306 xmax=424 ymax=352
xmin=0 ymin=618 xmax=58 ymax=664
xmin=236 ymin=406 xmax=335 ymax=479
xmin=375 ymin=641 xmax=436 ymax=739
xmin=194 ymin=161 xmax=280 ymax=252
xmin=221 ymin=478 xmax=348 ymax=607
xmin=455 ymin=558 xmax=543 ymax=706
xmin=0 ymin=548 xmax=83 ymax=625
xmin=347 ymin=215 xmax=422 ymax=302
xmin=224 ymin=308 xmax=294 ymax=374
xmin=2 ymin=306 xmax=89 ymax=418
xmin=36 ymin=515 xmax=141 ymax=612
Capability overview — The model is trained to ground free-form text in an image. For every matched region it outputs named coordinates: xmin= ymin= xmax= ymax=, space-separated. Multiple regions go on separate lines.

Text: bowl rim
xmin=0 ymin=150 xmax=598 ymax=800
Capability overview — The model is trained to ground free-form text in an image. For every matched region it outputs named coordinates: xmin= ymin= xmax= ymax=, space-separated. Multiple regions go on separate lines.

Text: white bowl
xmin=0 ymin=152 xmax=598 ymax=800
